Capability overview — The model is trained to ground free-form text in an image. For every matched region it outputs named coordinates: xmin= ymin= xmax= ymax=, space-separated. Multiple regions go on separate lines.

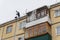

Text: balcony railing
xmin=26 ymin=14 xmax=51 ymax=28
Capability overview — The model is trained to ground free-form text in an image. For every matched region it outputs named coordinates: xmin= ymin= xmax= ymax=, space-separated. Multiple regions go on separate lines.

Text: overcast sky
xmin=0 ymin=0 xmax=60 ymax=24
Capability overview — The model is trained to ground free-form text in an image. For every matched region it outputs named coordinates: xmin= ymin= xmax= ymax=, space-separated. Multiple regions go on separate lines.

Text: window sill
xmin=56 ymin=34 xmax=60 ymax=36
xmin=54 ymin=16 xmax=60 ymax=18
xmin=6 ymin=32 xmax=12 ymax=34
xmin=19 ymin=28 xmax=24 ymax=30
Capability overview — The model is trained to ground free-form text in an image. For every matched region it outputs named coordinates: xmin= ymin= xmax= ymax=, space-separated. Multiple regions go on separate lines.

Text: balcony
xmin=26 ymin=14 xmax=51 ymax=28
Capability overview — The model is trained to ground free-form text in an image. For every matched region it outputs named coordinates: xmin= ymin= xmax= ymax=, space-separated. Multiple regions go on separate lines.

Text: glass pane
xmin=41 ymin=11 xmax=45 ymax=17
xmin=57 ymin=26 xmax=60 ymax=35
xmin=37 ymin=13 xmax=40 ymax=19
xmin=19 ymin=22 xmax=22 ymax=29
xmin=18 ymin=38 xmax=21 ymax=40
xmin=30 ymin=13 xmax=36 ymax=21
xmin=21 ymin=36 xmax=24 ymax=40
xmin=7 ymin=26 xmax=12 ymax=33
xmin=19 ymin=21 xmax=26 ymax=29
xmin=54 ymin=9 xmax=60 ymax=17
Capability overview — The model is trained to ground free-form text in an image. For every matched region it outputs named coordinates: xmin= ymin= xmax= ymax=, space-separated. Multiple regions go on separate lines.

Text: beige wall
xmin=16 ymin=19 xmax=26 ymax=35
xmin=46 ymin=23 xmax=51 ymax=35
xmin=50 ymin=5 xmax=60 ymax=40
xmin=4 ymin=37 xmax=14 ymax=40
xmin=0 ymin=27 xmax=3 ymax=40
xmin=2 ymin=19 xmax=26 ymax=39
xmin=50 ymin=6 xmax=60 ymax=24
xmin=15 ymin=34 xmax=24 ymax=40
xmin=52 ymin=23 xmax=60 ymax=40
xmin=2 ymin=23 xmax=16 ymax=39
xmin=3 ymin=34 xmax=24 ymax=40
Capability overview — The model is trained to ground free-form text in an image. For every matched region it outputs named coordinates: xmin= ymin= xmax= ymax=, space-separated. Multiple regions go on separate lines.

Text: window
xmin=29 ymin=13 xmax=36 ymax=22
xmin=27 ymin=17 xmax=30 ymax=22
xmin=19 ymin=21 xmax=26 ymax=29
xmin=18 ymin=37 xmax=24 ymax=40
xmin=41 ymin=11 xmax=45 ymax=17
xmin=27 ymin=10 xmax=36 ymax=22
xmin=37 ymin=13 xmax=41 ymax=19
xmin=54 ymin=9 xmax=60 ymax=17
xmin=56 ymin=26 xmax=60 ymax=35
xmin=18 ymin=38 xmax=21 ymax=40
xmin=6 ymin=25 xmax=12 ymax=33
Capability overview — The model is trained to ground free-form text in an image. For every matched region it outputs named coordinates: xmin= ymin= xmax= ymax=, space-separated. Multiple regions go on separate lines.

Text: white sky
xmin=0 ymin=0 xmax=60 ymax=24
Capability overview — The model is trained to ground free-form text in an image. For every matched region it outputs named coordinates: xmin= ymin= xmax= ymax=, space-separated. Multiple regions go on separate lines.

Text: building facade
xmin=25 ymin=6 xmax=52 ymax=40
xmin=50 ymin=3 xmax=60 ymax=40
xmin=0 ymin=2 xmax=60 ymax=40
xmin=0 ymin=16 xmax=26 ymax=40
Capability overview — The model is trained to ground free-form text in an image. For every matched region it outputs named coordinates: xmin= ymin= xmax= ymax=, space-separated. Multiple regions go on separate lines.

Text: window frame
xmin=54 ymin=9 xmax=60 ymax=17
xmin=56 ymin=26 xmax=60 ymax=35
xmin=19 ymin=20 xmax=26 ymax=29
xmin=18 ymin=37 xmax=21 ymax=40
xmin=36 ymin=12 xmax=41 ymax=19
xmin=6 ymin=25 xmax=12 ymax=34
xmin=40 ymin=10 xmax=46 ymax=18
xmin=18 ymin=36 xmax=24 ymax=40
xmin=29 ymin=12 xmax=36 ymax=22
